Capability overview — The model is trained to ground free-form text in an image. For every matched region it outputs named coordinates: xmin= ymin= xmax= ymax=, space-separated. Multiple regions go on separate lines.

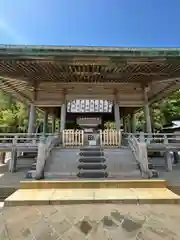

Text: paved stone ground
xmin=0 ymin=204 xmax=180 ymax=240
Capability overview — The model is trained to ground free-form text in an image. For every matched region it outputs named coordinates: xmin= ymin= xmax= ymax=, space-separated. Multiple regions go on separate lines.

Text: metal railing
xmin=62 ymin=130 xmax=84 ymax=147
xmin=100 ymin=129 xmax=121 ymax=147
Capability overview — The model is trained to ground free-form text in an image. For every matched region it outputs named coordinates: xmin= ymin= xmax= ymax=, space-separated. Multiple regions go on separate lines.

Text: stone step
xmin=78 ymin=163 xmax=107 ymax=170
xmin=17 ymin=156 xmax=36 ymax=160
xmin=18 ymin=156 xmax=36 ymax=160
xmin=43 ymin=172 xmax=141 ymax=180
xmin=80 ymin=151 xmax=104 ymax=157
xmin=79 ymin=157 xmax=106 ymax=163
xmin=30 ymin=163 xmax=36 ymax=170
xmin=77 ymin=171 xmax=108 ymax=178
xmin=23 ymin=152 xmax=37 ymax=158
xmin=5 ymin=186 xmax=180 ymax=206
xmin=80 ymin=147 xmax=101 ymax=152
xmin=108 ymin=170 xmax=142 ymax=178
xmin=16 ymin=157 xmax=36 ymax=169
xmin=19 ymin=179 xmax=168 ymax=189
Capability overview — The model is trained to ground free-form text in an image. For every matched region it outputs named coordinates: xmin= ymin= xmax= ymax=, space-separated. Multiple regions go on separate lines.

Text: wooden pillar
xmin=144 ymin=87 xmax=152 ymax=133
xmin=43 ymin=111 xmax=48 ymax=135
xmin=52 ymin=116 xmax=56 ymax=133
xmin=114 ymin=102 xmax=121 ymax=131
xmin=28 ymin=104 xmax=36 ymax=134
xmin=60 ymin=103 xmax=66 ymax=131
xmin=131 ymin=113 xmax=136 ymax=133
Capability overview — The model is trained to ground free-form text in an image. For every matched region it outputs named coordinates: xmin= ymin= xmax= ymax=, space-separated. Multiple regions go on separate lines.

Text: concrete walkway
xmin=1 ymin=204 xmax=180 ymax=239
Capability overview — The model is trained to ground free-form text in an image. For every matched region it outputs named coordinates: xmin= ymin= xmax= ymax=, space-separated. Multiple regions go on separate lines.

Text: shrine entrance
xmin=77 ymin=117 xmax=102 ymax=146
xmin=65 ymin=99 xmax=121 ymax=146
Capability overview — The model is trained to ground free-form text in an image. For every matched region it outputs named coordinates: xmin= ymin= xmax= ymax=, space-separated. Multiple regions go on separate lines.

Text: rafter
xmin=0 ymin=45 xmax=180 ymax=109
xmin=0 ymin=76 xmax=32 ymax=102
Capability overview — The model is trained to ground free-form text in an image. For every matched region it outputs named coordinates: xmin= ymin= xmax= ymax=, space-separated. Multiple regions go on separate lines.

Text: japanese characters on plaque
xmin=67 ymin=99 xmax=112 ymax=113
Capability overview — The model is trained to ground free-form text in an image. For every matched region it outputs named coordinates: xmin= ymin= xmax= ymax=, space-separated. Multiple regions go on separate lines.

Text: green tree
xmin=0 ymin=91 xmax=29 ymax=132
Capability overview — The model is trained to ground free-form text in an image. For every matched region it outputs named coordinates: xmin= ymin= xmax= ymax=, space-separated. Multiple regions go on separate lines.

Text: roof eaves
xmin=1 ymin=45 xmax=180 ymax=58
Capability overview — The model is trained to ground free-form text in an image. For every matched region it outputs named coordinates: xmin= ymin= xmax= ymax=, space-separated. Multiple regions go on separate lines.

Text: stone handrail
xmin=35 ymin=134 xmax=60 ymax=180
xmin=0 ymin=136 xmax=39 ymax=150
xmin=0 ymin=133 xmax=54 ymax=136
xmin=128 ymin=134 xmax=151 ymax=178
xmin=0 ymin=133 xmax=58 ymax=150
xmin=125 ymin=132 xmax=180 ymax=144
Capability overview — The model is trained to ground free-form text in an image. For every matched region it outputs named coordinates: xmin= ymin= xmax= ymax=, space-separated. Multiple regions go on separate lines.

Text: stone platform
xmin=1 ymin=175 xmax=180 ymax=239
xmin=4 ymin=180 xmax=180 ymax=206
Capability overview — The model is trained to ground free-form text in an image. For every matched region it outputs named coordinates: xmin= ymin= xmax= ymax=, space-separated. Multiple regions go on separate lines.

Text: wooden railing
xmin=100 ymin=129 xmax=121 ymax=147
xmin=62 ymin=130 xmax=84 ymax=147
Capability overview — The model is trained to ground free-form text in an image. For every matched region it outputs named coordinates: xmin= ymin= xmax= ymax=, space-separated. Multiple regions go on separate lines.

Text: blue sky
xmin=0 ymin=0 xmax=180 ymax=47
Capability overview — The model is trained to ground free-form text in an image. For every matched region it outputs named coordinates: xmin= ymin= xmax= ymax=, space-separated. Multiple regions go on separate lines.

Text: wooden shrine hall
xmin=1 ymin=45 xmax=180 ymax=134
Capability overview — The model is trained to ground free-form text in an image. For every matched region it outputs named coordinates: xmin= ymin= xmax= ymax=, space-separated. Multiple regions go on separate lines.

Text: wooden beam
xmin=149 ymin=81 xmax=179 ymax=104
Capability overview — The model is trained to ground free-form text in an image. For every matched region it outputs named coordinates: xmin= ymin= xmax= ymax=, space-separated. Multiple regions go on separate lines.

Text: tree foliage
xmin=0 ymin=91 xmax=29 ymax=132
xmin=136 ymin=89 xmax=180 ymax=131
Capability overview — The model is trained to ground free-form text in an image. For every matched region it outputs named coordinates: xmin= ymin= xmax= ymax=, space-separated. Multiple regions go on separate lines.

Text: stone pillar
xmin=60 ymin=103 xmax=66 ymax=131
xmin=144 ymin=88 xmax=152 ymax=133
xmin=43 ymin=111 xmax=48 ymax=135
xmin=52 ymin=116 xmax=56 ymax=133
xmin=35 ymin=136 xmax=46 ymax=180
xmin=164 ymin=150 xmax=173 ymax=172
xmin=9 ymin=148 xmax=17 ymax=172
xmin=131 ymin=114 xmax=136 ymax=133
xmin=27 ymin=103 xmax=36 ymax=134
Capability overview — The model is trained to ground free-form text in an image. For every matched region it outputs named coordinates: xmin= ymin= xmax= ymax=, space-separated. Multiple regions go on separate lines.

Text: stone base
xmin=4 ymin=179 xmax=180 ymax=206
xmin=4 ymin=187 xmax=180 ymax=206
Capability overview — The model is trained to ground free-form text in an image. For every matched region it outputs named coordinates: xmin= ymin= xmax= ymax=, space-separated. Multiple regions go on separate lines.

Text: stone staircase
xmin=104 ymin=147 xmax=142 ymax=179
xmin=44 ymin=148 xmax=79 ymax=179
xmin=23 ymin=152 xmax=38 ymax=179
xmin=77 ymin=147 xmax=108 ymax=178
xmin=24 ymin=146 xmax=144 ymax=180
